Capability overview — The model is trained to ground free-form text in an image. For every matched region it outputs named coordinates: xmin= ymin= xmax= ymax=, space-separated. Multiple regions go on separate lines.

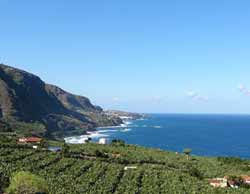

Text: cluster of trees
xmin=217 ymin=157 xmax=246 ymax=165
xmin=111 ymin=139 xmax=126 ymax=146
xmin=6 ymin=171 xmax=48 ymax=194
xmin=0 ymin=169 xmax=48 ymax=194
xmin=0 ymin=171 xmax=9 ymax=193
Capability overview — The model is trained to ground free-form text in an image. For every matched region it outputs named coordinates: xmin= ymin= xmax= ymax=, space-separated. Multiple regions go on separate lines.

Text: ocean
xmin=65 ymin=114 xmax=250 ymax=158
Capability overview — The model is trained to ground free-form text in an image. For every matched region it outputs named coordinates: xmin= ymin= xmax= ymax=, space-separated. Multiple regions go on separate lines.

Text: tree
xmin=111 ymin=139 xmax=125 ymax=146
xmin=61 ymin=142 xmax=70 ymax=157
xmin=40 ymin=138 xmax=48 ymax=149
xmin=94 ymin=150 xmax=108 ymax=158
xmin=6 ymin=171 xmax=48 ymax=194
xmin=183 ymin=148 xmax=192 ymax=160
xmin=0 ymin=171 xmax=9 ymax=193
xmin=188 ymin=167 xmax=203 ymax=180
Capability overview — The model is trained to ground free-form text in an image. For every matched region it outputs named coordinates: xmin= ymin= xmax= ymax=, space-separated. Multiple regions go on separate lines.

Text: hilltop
xmin=0 ymin=64 xmax=122 ymax=138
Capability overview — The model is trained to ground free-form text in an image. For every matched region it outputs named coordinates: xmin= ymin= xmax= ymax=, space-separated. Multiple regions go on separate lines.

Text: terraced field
xmin=1 ymin=136 xmax=250 ymax=194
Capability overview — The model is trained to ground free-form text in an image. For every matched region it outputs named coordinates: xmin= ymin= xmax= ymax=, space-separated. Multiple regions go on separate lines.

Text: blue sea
xmin=66 ymin=114 xmax=250 ymax=158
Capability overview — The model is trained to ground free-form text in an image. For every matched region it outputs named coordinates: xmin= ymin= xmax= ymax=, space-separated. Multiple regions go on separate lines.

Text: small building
xmin=18 ymin=137 xmax=42 ymax=144
xmin=209 ymin=178 xmax=228 ymax=188
xmin=112 ymin=153 xmax=121 ymax=158
xmin=241 ymin=176 xmax=250 ymax=184
xmin=32 ymin=145 xmax=38 ymax=149
xmin=99 ymin=138 xmax=108 ymax=145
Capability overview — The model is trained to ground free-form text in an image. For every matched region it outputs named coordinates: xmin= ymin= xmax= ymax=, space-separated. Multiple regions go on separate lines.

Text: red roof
xmin=209 ymin=180 xmax=221 ymax=184
xmin=242 ymin=176 xmax=250 ymax=182
xmin=19 ymin=137 xmax=42 ymax=143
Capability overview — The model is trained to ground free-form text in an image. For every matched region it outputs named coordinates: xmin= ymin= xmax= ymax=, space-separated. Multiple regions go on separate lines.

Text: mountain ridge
xmin=0 ymin=64 xmax=122 ymax=138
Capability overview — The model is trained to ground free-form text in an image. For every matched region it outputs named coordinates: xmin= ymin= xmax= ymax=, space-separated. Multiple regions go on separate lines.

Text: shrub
xmin=94 ymin=150 xmax=108 ymax=158
xmin=188 ymin=167 xmax=203 ymax=180
xmin=217 ymin=157 xmax=245 ymax=165
xmin=111 ymin=139 xmax=125 ymax=146
xmin=6 ymin=171 xmax=48 ymax=194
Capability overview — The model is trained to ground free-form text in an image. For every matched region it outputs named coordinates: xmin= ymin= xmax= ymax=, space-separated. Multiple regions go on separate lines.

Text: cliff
xmin=0 ymin=64 xmax=122 ymax=138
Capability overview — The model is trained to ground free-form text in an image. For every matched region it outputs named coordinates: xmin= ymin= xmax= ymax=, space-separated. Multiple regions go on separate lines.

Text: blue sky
xmin=1 ymin=0 xmax=250 ymax=113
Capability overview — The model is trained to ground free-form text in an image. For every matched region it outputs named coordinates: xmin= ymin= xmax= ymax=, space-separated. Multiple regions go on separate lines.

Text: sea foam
xmin=122 ymin=128 xmax=132 ymax=132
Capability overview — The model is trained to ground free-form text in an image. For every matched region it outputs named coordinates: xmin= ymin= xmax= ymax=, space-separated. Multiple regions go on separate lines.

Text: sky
xmin=1 ymin=0 xmax=250 ymax=113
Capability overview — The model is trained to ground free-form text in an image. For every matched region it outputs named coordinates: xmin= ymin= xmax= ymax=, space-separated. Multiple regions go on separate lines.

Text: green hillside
xmin=1 ymin=135 xmax=250 ymax=194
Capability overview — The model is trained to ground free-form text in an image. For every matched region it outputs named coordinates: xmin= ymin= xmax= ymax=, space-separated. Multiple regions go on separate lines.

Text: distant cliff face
xmin=45 ymin=84 xmax=101 ymax=113
xmin=105 ymin=110 xmax=145 ymax=120
xmin=0 ymin=64 xmax=122 ymax=138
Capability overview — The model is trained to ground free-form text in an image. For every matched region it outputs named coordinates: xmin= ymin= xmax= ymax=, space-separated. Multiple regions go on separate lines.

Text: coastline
xmin=64 ymin=111 xmax=145 ymax=144
xmin=67 ymin=114 xmax=250 ymax=158
xmin=64 ymin=119 xmax=135 ymax=144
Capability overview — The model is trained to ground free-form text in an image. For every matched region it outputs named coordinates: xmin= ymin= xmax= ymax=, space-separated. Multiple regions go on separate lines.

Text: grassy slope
xmin=1 ymin=135 xmax=250 ymax=194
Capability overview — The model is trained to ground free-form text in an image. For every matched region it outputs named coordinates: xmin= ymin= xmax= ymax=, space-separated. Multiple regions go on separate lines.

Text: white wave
xmin=120 ymin=124 xmax=127 ymax=127
xmin=97 ymin=129 xmax=118 ymax=133
xmin=65 ymin=135 xmax=89 ymax=144
xmin=122 ymin=128 xmax=132 ymax=132
xmin=153 ymin=126 xmax=162 ymax=128
xmin=124 ymin=121 xmax=132 ymax=125
xmin=65 ymin=131 xmax=110 ymax=144
xmin=65 ymin=120 xmax=136 ymax=144
xmin=97 ymin=125 xmax=123 ymax=129
xmin=89 ymin=133 xmax=109 ymax=138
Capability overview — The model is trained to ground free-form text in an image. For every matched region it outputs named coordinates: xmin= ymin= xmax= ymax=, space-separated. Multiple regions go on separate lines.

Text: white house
xmin=99 ymin=138 xmax=108 ymax=145
xmin=209 ymin=178 xmax=228 ymax=188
